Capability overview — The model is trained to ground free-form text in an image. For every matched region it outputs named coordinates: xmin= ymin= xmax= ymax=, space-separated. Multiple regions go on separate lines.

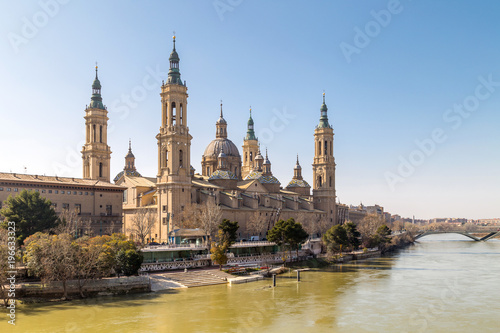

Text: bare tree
xmin=74 ymin=237 xmax=104 ymax=298
xmin=128 ymin=208 xmax=157 ymax=247
xmin=247 ymin=211 xmax=267 ymax=239
xmin=357 ymin=214 xmax=386 ymax=245
xmin=297 ymin=212 xmax=320 ymax=238
xmin=199 ymin=198 xmax=222 ymax=246
xmin=54 ymin=209 xmax=82 ymax=236
xmin=178 ymin=203 xmax=202 ymax=229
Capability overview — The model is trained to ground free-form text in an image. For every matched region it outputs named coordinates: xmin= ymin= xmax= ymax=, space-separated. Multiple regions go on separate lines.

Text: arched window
xmin=324 ymin=140 xmax=327 ymax=155
xmin=93 ymin=124 xmax=96 ymax=142
xmin=165 ymin=150 xmax=169 ymax=167
xmin=318 ymin=141 xmax=321 ymax=155
xmin=171 ymin=102 xmax=177 ymax=126
xmin=99 ymin=163 xmax=103 ymax=178
xmin=100 ymin=125 xmax=103 ymax=143
xmin=330 ymin=141 xmax=333 ymax=156
xmin=250 ymin=151 xmax=253 ymax=161
xmin=180 ymin=103 xmax=183 ymax=125
xmin=179 ymin=149 xmax=183 ymax=167
xmin=206 ymin=167 xmax=210 ymax=175
xmin=329 ymin=176 xmax=332 ymax=187
xmin=317 ymin=175 xmax=322 ymax=188
xmin=245 ymin=152 xmax=248 ymax=162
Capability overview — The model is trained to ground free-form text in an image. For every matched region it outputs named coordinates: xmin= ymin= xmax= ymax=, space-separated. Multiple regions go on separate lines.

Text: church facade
xmin=115 ymin=37 xmax=338 ymax=242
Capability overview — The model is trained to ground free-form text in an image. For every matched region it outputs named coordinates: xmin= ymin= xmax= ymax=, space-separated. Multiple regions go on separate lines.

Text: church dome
xmin=203 ymin=138 xmax=240 ymax=158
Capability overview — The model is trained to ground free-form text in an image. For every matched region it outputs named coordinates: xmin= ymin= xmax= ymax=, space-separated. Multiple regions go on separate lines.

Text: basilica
xmin=111 ymin=37 xmax=338 ymax=242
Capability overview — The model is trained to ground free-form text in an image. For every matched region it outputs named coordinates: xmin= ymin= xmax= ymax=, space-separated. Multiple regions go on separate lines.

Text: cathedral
xmin=113 ymin=37 xmax=338 ymax=242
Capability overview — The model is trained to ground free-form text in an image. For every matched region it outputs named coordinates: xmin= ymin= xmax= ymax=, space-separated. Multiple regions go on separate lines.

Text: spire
xmin=215 ymin=101 xmax=228 ymax=138
xmin=167 ymin=34 xmax=183 ymax=85
xmin=263 ymin=148 xmax=272 ymax=175
xmin=126 ymin=139 xmax=134 ymax=158
xmin=254 ymin=144 xmax=264 ymax=172
xmin=90 ymin=64 xmax=104 ymax=109
xmin=318 ymin=92 xmax=331 ymax=128
xmin=217 ymin=100 xmax=226 ymax=124
xmin=245 ymin=107 xmax=257 ymax=141
xmin=293 ymin=154 xmax=303 ymax=180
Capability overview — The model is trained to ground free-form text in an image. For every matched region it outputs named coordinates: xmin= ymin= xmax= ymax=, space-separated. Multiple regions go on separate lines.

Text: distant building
xmin=0 ymin=66 xmax=124 ymax=236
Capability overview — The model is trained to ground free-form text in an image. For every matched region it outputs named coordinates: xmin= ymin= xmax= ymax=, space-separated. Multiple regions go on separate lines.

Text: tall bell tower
xmin=82 ymin=65 xmax=111 ymax=182
xmin=241 ymin=108 xmax=259 ymax=178
xmin=312 ymin=93 xmax=337 ymax=224
xmin=156 ymin=35 xmax=192 ymax=241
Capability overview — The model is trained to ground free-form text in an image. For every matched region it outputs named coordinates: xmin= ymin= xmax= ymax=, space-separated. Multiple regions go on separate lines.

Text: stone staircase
xmin=158 ymin=269 xmax=233 ymax=288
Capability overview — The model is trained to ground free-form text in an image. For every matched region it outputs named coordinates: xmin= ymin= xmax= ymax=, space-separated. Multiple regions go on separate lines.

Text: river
xmin=3 ymin=234 xmax=500 ymax=332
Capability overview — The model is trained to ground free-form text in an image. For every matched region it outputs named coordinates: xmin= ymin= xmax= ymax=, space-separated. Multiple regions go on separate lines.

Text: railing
xmin=143 ymin=243 xmax=208 ymax=251
xmin=230 ymin=241 xmax=276 ymax=248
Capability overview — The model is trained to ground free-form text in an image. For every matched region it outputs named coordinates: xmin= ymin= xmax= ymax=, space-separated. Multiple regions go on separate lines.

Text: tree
xmin=128 ymin=208 xmax=157 ymax=247
xmin=95 ymin=233 xmax=142 ymax=277
xmin=357 ymin=214 xmax=386 ymax=247
xmin=0 ymin=190 xmax=59 ymax=244
xmin=246 ymin=211 xmax=267 ymax=239
xmin=323 ymin=222 xmax=361 ymax=254
xmin=24 ymin=233 xmax=78 ymax=299
xmin=116 ymin=249 xmax=143 ymax=276
xmin=322 ymin=224 xmax=349 ymax=253
xmin=344 ymin=222 xmax=361 ymax=251
xmin=219 ymin=219 xmax=239 ymax=245
xmin=55 ymin=208 xmax=82 ymax=237
xmin=73 ymin=236 xmax=105 ymax=297
xmin=210 ymin=220 xmax=239 ymax=270
xmin=199 ymin=199 xmax=223 ymax=246
xmin=268 ymin=218 xmax=308 ymax=262
xmin=210 ymin=230 xmax=228 ymax=269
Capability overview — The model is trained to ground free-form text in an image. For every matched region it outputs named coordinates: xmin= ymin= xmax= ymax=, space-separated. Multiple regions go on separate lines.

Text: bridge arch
xmin=414 ymin=231 xmax=480 ymax=241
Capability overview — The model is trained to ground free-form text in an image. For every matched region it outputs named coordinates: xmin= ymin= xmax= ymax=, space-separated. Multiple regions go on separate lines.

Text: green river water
xmin=3 ymin=233 xmax=500 ymax=333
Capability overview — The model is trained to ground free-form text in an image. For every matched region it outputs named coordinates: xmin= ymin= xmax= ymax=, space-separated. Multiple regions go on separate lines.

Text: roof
xmin=286 ymin=179 xmax=311 ymax=188
xmin=209 ymin=169 xmax=237 ymax=180
xmin=113 ymin=169 xmax=142 ymax=183
xmin=124 ymin=176 xmax=156 ymax=187
xmin=0 ymin=172 xmax=124 ymax=190
xmin=192 ymin=177 xmax=222 ymax=189
xmin=244 ymin=170 xmax=281 ymax=184
xmin=203 ymin=138 xmax=241 ymax=158
xmin=169 ymin=228 xmax=207 ymax=237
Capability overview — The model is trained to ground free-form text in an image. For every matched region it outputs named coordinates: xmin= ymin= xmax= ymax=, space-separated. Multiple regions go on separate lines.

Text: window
xmin=324 ymin=140 xmax=328 ymax=155
xmin=73 ymin=191 xmax=77 ymax=195
xmin=162 ymin=205 xmax=167 ymax=212
xmin=62 ymin=203 xmax=69 ymax=210
xmin=14 ymin=188 xmax=18 ymax=192
xmin=68 ymin=191 xmax=71 ymax=195
xmin=179 ymin=150 xmax=183 ymax=167
xmin=52 ymin=203 xmax=57 ymax=209
xmin=162 ymin=217 xmax=167 ymax=225
xmin=106 ymin=205 xmax=112 ymax=216
xmin=7 ymin=188 xmax=11 ymax=192
xmin=79 ymin=192 xmax=82 ymax=195
xmin=61 ymin=190 xmax=65 ymax=194
xmin=75 ymin=204 xmax=81 ymax=215
xmin=48 ymin=190 xmax=52 ymax=194
xmin=85 ymin=192 xmax=88 ymax=195
xmin=250 ymin=151 xmax=253 ymax=161
xmin=123 ymin=190 xmax=127 ymax=203
xmin=99 ymin=163 xmax=103 ymax=178
xmin=0 ymin=187 xmax=3 ymax=191
xmin=206 ymin=167 xmax=210 ymax=175
xmin=90 ymin=192 xmax=94 ymax=196
xmin=99 ymin=125 xmax=103 ymax=143
xmin=55 ymin=190 xmax=58 ymax=194
xmin=41 ymin=189 xmax=46 ymax=193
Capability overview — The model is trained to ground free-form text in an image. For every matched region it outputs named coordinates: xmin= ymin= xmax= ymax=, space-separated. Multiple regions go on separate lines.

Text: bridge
xmin=414 ymin=230 xmax=500 ymax=241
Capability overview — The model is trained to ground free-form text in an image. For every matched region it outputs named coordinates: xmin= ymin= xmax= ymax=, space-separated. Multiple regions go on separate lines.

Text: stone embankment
xmin=17 ymin=276 xmax=150 ymax=299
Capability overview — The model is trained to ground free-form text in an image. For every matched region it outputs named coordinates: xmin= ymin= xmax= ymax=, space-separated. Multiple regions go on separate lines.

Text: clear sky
xmin=1 ymin=0 xmax=499 ymax=220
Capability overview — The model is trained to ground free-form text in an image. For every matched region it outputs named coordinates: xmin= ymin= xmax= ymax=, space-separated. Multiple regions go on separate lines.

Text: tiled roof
xmin=113 ymin=169 xmax=142 ymax=183
xmin=0 ymin=172 xmax=124 ymax=189
xmin=209 ymin=170 xmax=237 ymax=180
xmin=286 ymin=179 xmax=311 ymax=188
xmin=244 ymin=171 xmax=281 ymax=185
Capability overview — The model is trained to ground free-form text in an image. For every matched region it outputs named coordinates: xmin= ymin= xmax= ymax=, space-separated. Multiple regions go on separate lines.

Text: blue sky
xmin=1 ymin=0 xmax=499 ymax=220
